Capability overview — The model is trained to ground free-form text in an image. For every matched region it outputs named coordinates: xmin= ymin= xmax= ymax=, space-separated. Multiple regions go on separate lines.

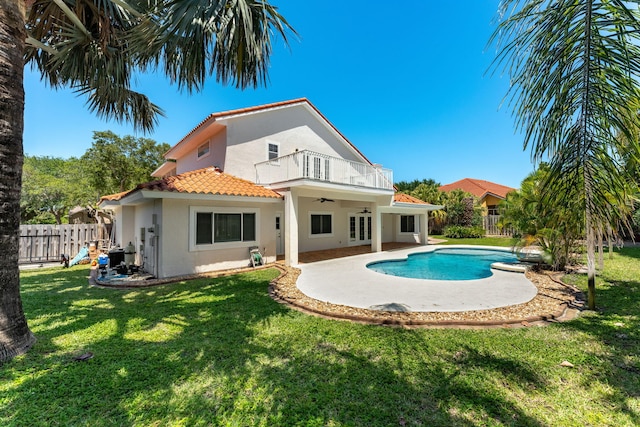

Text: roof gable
xmin=163 ymin=98 xmax=374 ymax=165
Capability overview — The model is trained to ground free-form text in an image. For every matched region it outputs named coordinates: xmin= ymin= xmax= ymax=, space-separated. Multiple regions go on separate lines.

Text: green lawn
xmin=2 ymin=248 xmax=639 ymax=426
xmin=430 ymin=235 xmax=518 ymax=247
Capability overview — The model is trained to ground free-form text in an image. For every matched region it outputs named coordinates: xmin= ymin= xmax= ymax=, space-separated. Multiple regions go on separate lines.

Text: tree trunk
xmin=0 ymin=0 xmax=36 ymax=361
xmin=581 ymin=1 xmax=597 ymax=311
xmin=586 ymin=223 xmax=597 ymax=310
xmin=597 ymin=229 xmax=604 ymax=270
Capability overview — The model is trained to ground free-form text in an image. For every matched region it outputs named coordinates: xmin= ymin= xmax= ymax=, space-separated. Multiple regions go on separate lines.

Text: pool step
xmin=491 ymin=262 xmax=529 ymax=273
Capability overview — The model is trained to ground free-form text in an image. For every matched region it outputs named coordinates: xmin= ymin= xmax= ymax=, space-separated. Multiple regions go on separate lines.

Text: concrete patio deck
xmin=294 ymin=245 xmax=538 ymax=313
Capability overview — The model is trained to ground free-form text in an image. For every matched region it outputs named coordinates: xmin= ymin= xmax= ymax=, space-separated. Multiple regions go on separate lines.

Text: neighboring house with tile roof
xmin=100 ymin=99 xmax=442 ymax=278
xmin=439 ymin=178 xmax=515 ymax=216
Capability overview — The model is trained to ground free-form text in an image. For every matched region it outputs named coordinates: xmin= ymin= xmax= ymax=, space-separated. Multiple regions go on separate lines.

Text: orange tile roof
xmin=394 ymin=193 xmax=431 ymax=205
xmin=439 ymin=178 xmax=515 ymax=200
xmin=100 ymin=168 xmax=282 ymax=203
xmin=100 ymin=190 xmax=131 ymax=202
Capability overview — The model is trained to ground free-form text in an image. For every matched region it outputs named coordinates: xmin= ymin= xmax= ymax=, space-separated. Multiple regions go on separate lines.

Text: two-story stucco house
xmin=99 ymin=99 xmax=441 ymax=278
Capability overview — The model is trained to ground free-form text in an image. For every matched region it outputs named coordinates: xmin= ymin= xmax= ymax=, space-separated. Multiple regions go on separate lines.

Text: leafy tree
xmin=21 ymin=156 xmax=93 ymax=224
xmin=491 ymin=0 xmax=640 ymax=309
xmin=82 ymin=131 xmax=170 ymax=195
xmin=1 ymin=0 xmax=294 ymax=361
xmin=395 ymin=178 xmax=440 ymax=193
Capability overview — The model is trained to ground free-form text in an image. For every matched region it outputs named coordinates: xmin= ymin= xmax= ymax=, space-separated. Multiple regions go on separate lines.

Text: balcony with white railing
xmin=255 ymin=150 xmax=393 ymax=191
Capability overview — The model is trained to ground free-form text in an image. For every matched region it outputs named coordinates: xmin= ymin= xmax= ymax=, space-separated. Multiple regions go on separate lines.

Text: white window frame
xmin=267 ymin=141 xmax=280 ymax=163
xmin=197 ymin=141 xmax=211 ymax=160
xmin=399 ymin=215 xmax=419 ymax=234
xmin=189 ymin=206 xmax=259 ymax=251
xmin=308 ymin=211 xmax=334 ymax=238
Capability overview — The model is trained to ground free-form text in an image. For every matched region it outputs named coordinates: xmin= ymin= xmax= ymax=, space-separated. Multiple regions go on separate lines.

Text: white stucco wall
xmin=381 ymin=214 xmax=394 ymax=243
xmin=392 ymin=214 xmax=423 ymax=244
xmin=220 ymin=105 xmax=366 ymax=182
xmin=176 ymin=128 xmax=227 ymax=175
xmin=294 ymin=198 xmax=382 ymax=252
xmin=156 ymin=198 xmax=278 ymax=278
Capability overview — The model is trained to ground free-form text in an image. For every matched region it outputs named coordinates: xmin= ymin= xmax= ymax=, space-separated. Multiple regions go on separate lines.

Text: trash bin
xmin=108 ymin=249 xmax=125 ymax=268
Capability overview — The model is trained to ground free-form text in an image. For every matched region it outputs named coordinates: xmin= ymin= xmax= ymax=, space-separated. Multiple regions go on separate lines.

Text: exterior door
xmin=275 ymin=213 xmax=284 ymax=255
xmin=348 ymin=214 xmax=371 ymax=245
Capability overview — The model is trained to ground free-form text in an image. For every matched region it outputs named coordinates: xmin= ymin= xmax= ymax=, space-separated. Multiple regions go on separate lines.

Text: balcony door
xmin=348 ymin=213 xmax=371 ymax=246
xmin=303 ymin=154 xmax=330 ymax=181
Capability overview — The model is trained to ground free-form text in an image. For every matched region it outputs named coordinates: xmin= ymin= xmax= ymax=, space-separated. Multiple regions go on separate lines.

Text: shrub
xmin=443 ymin=225 xmax=485 ymax=238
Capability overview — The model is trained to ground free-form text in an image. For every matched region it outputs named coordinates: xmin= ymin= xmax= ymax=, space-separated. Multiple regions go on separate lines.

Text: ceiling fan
xmin=314 ymin=197 xmax=334 ymax=203
xmin=358 ymin=207 xmax=371 ymax=214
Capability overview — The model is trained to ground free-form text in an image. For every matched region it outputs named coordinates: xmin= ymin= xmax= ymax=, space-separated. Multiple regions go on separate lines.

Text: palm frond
xmin=130 ymin=0 xmax=297 ymax=91
xmin=25 ymin=0 xmax=296 ymax=131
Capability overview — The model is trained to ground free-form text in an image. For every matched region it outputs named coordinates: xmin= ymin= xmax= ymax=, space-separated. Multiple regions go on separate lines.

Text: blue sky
xmin=24 ymin=0 xmax=534 ymax=189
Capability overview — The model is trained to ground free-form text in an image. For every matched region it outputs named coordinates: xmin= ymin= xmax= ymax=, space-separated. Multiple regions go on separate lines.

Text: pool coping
xmin=294 ymin=245 xmax=540 ymax=313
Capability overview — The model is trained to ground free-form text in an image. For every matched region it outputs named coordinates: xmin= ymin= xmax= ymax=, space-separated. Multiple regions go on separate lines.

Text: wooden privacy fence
xmin=19 ymin=224 xmax=108 ymax=264
xmin=483 ymin=215 xmax=515 ymax=237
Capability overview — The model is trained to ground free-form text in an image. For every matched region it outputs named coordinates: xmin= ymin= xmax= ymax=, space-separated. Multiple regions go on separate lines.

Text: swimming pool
xmin=366 ymin=248 xmax=518 ymax=280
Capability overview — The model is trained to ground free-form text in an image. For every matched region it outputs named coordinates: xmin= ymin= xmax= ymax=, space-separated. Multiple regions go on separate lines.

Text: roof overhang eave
xmin=117 ymin=189 xmax=282 ymax=205
xmin=377 ymin=203 xmax=443 ymax=214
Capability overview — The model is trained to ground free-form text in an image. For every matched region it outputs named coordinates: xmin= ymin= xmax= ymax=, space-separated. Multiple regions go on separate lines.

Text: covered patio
xmin=280 ymin=242 xmax=423 ymax=264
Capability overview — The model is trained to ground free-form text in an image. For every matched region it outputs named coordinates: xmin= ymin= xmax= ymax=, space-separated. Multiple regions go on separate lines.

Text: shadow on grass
xmin=556 ymin=247 xmax=640 ymax=425
xmin=4 ymin=264 xmax=631 ymax=425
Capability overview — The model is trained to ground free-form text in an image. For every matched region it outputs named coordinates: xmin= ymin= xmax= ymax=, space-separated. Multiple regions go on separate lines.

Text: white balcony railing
xmin=255 ymin=150 xmax=393 ymax=190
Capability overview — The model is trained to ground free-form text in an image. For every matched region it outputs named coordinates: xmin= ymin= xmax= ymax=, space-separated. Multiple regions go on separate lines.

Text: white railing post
xmin=255 ymin=150 xmax=393 ymax=190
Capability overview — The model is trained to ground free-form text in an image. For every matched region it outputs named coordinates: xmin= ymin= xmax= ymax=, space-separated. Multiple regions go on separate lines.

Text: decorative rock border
xmin=268 ymin=264 xmax=585 ymax=328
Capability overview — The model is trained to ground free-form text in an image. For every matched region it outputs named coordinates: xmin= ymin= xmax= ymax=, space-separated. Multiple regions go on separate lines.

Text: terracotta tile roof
xmin=439 ymin=178 xmax=515 ymax=200
xmin=394 ymin=193 xmax=430 ymax=205
xmin=100 ymin=190 xmax=131 ymax=202
xmin=100 ymin=168 xmax=282 ymax=203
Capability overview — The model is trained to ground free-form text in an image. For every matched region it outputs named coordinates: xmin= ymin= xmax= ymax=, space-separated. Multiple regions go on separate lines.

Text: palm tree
xmin=491 ymin=0 xmax=640 ymax=309
xmin=0 ymin=0 xmax=294 ymax=361
xmin=409 ymin=182 xmax=447 ymax=233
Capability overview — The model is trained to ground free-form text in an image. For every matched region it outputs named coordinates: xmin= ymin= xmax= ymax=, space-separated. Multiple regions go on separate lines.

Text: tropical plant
xmin=0 ymin=0 xmax=294 ymax=361
xmin=499 ymin=164 xmax=584 ymax=269
xmin=491 ymin=0 xmax=640 ymax=309
xmin=442 ymin=189 xmax=483 ymax=228
xmin=443 ymin=225 xmax=485 ymax=239
xmin=409 ymin=183 xmax=447 ymax=233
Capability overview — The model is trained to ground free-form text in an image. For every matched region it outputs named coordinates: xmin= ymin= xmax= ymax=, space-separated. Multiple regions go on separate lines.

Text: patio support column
xmin=371 ymin=205 xmax=382 ymax=253
xmin=283 ymin=189 xmax=299 ymax=266
xmin=419 ymin=211 xmax=429 ymax=245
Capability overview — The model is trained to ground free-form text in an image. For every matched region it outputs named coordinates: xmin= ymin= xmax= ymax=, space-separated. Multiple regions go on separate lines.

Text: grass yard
xmin=2 ymin=248 xmax=639 ymax=426
xmin=430 ymin=235 xmax=518 ymax=247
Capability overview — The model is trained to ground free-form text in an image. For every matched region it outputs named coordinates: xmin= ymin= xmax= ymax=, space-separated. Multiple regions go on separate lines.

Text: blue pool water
xmin=367 ymin=248 xmax=518 ymax=280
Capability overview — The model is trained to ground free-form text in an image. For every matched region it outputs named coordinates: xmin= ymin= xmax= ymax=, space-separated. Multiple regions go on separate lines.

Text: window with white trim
xmin=310 ymin=213 xmax=333 ymax=236
xmin=191 ymin=207 xmax=258 ymax=250
xmin=197 ymin=141 xmax=210 ymax=159
xmin=267 ymin=142 xmax=279 ymax=160
xmin=400 ymin=215 xmax=416 ymax=233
